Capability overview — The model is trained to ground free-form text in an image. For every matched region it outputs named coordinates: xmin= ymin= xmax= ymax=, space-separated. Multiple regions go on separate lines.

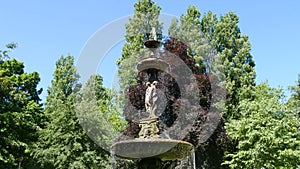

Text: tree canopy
xmin=0 ymin=46 xmax=43 ymax=168
xmin=225 ymin=83 xmax=300 ymax=168
xmin=33 ymin=55 xmax=111 ymax=168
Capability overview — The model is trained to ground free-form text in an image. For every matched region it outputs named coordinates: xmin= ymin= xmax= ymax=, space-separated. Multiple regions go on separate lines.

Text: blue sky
xmin=1 ymin=0 xmax=299 ymax=101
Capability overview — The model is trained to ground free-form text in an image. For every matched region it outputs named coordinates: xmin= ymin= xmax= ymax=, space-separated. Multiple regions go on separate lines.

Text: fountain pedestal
xmin=138 ymin=118 xmax=159 ymax=139
xmin=138 ymin=158 xmax=163 ymax=169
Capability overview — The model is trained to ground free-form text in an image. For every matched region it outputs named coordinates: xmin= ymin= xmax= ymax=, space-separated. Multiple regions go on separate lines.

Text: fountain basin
xmin=137 ymin=58 xmax=169 ymax=72
xmin=144 ymin=40 xmax=160 ymax=49
xmin=111 ymin=139 xmax=193 ymax=160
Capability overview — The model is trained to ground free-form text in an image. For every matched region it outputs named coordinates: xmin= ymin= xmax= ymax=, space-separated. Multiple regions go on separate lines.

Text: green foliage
xmin=0 ymin=56 xmax=43 ymax=168
xmin=168 ymin=6 xmax=210 ymax=73
xmin=117 ymin=0 xmax=163 ymax=90
xmin=169 ymin=7 xmax=256 ymax=121
xmin=167 ymin=6 xmax=257 ymax=168
xmin=225 ymin=83 xmax=300 ymax=168
xmin=0 ymin=43 xmax=17 ymax=60
xmin=33 ymin=55 xmax=111 ymax=168
xmin=287 ymin=74 xmax=300 ymax=118
xmin=202 ymin=11 xmax=256 ymax=121
xmin=75 ymin=74 xmax=127 ymax=151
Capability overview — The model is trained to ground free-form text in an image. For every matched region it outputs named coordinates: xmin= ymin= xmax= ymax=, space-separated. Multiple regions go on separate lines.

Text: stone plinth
xmin=138 ymin=118 xmax=159 ymax=139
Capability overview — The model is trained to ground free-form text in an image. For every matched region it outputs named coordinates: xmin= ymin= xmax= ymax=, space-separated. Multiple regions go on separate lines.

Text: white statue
xmin=151 ymin=27 xmax=157 ymax=40
xmin=145 ymin=81 xmax=158 ymax=118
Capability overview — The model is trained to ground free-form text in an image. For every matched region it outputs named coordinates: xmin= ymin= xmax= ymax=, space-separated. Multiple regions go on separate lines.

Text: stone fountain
xmin=111 ymin=28 xmax=194 ymax=169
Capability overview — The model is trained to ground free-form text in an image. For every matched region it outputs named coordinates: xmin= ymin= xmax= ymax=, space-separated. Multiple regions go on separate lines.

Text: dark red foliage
xmin=121 ymin=120 xmax=140 ymax=139
xmin=122 ymin=38 xmax=213 ymax=138
xmin=127 ymin=84 xmax=147 ymax=110
xmin=164 ymin=38 xmax=201 ymax=74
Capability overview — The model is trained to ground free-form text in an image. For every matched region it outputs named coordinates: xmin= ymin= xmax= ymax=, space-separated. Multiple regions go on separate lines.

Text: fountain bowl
xmin=111 ymin=138 xmax=194 ymax=160
xmin=137 ymin=58 xmax=169 ymax=72
xmin=144 ymin=40 xmax=160 ymax=49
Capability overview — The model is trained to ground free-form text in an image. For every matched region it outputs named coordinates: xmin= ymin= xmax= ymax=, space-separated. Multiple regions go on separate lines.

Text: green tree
xmin=200 ymin=11 xmax=257 ymax=168
xmin=168 ymin=6 xmax=257 ymax=168
xmin=168 ymin=6 xmax=210 ymax=74
xmin=0 ymin=46 xmax=43 ymax=168
xmin=0 ymin=43 xmax=17 ymax=61
xmin=287 ymin=74 xmax=300 ymax=119
xmin=75 ymin=74 xmax=127 ymax=151
xmin=225 ymin=83 xmax=300 ymax=168
xmin=117 ymin=0 xmax=162 ymax=89
xmin=75 ymin=74 xmax=131 ymax=169
xmin=201 ymin=11 xmax=256 ymax=121
xmin=34 ymin=55 xmax=111 ymax=168
xmin=168 ymin=6 xmax=257 ymax=124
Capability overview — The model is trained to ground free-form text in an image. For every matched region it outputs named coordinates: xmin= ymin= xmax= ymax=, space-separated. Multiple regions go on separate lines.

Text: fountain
xmin=111 ymin=28 xmax=195 ymax=169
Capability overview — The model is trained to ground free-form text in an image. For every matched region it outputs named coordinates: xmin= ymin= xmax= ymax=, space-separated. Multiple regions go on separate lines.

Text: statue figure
xmin=145 ymin=82 xmax=151 ymax=113
xmin=145 ymin=81 xmax=158 ymax=118
xmin=151 ymin=27 xmax=157 ymax=40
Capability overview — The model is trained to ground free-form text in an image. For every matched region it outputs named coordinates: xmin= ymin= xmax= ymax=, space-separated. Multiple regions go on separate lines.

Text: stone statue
xmin=145 ymin=81 xmax=158 ymax=118
xmin=151 ymin=27 xmax=157 ymax=40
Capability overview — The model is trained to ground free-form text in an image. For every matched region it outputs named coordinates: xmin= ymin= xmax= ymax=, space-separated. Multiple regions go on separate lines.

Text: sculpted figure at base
xmin=145 ymin=81 xmax=158 ymax=118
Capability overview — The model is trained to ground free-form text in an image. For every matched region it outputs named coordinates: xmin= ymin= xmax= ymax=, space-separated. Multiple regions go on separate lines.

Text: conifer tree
xmin=117 ymin=0 xmax=162 ymax=90
xmin=75 ymin=74 xmax=127 ymax=152
xmin=201 ymin=12 xmax=256 ymax=121
xmin=168 ymin=6 xmax=211 ymax=74
xmin=200 ymin=10 xmax=258 ymax=169
xmin=34 ymin=55 xmax=111 ymax=168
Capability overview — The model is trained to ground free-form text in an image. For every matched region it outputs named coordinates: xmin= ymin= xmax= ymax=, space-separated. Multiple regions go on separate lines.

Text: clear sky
xmin=1 ymin=0 xmax=299 ymax=101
